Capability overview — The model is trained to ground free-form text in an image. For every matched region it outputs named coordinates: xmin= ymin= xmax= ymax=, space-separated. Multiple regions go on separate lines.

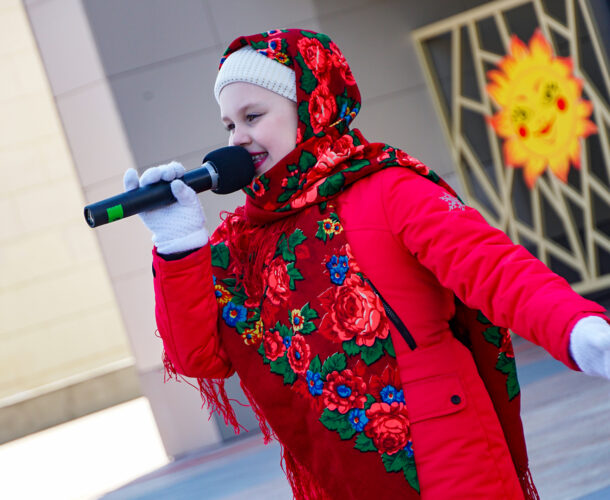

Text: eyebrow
xmin=220 ymin=101 xmax=262 ymax=122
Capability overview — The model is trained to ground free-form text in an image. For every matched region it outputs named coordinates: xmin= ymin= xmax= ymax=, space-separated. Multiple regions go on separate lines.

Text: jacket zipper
xmin=364 ymin=278 xmax=417 ymax=351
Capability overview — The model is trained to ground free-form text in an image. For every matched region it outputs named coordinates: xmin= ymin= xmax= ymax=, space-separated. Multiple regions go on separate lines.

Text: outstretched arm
xmin=382 ymin=167 xmax=609 ymax=374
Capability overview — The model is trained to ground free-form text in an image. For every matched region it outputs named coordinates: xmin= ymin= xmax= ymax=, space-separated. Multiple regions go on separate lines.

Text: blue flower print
xmin=336 ymin=384 xmax=352 ymax=398
xmin=380 ymin=385 xmax=405 ymax=404
xmin=283 ymin=336 xmax=292 ymax=348
xmin=222 ymin=302 xmax=247 ymax=327
xmin=404 ymin=440 xmax=414 ymax=458
xmin=348 ymin=408 xmax=369 ymax=432
xmin=306 ymin=370 xmax=323 ymax=396
xmin=326 ymin=255 xmax=349 ymax=285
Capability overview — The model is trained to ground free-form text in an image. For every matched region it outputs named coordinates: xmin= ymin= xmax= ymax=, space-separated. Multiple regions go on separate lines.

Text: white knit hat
xmin=214 ymin=45 xmax=297 ymax=103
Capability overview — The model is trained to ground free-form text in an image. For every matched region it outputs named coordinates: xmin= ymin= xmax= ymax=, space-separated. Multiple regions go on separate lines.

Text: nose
xmin=229 ymin=125 xmax=251 ymax=147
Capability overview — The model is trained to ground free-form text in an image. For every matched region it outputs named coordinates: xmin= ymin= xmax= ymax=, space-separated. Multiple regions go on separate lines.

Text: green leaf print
xmin=309 ymin=355 xmax=322 ymax=374
xmin=382 ymin=449 xmax=408 ymax=473
xmin=404 ymin=457 xmax=420 ymax=493
xmin=360 ymin=338 xmax=384 ymax=365
xmin=318 ymin=173 xmax=345 ymax=198
xmin=211 ymin=243 xmax=229 ymax=270
xmin=342 ymin=338 xmax=361 ymax=357
xmin=319 ymin=409 xmax=354 ymax=439
xmin=320 ymin=352 xmax=347 ymax=380
xmin=354 ymin=432 xmax=377 ymax=453
xmin=496 ymin=353 xmax=521 ymax=400
xmin=298 ymin=150 xmax=317 ymax=173
xmin=482 ymin=326 xmax=503 ymax=348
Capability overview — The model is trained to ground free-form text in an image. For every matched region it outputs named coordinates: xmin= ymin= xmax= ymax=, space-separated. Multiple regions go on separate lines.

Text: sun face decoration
xmin=486 ymin=29 xmax=597 ymax=188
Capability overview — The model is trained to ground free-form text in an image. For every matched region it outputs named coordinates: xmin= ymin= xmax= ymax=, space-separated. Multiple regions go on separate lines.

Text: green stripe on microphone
xmin=106 ymin=204 xmax=124 ymax=222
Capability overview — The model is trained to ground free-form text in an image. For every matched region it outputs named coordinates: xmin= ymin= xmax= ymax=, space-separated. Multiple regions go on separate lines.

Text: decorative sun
xmin=486 ymin=29 xmax=597 ymax=188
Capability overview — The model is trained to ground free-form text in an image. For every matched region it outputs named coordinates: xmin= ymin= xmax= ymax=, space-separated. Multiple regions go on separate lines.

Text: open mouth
xmin=536 ymin=118 xmax=555 ymax=136
xmin=250 ymin=152 xmax=268 ymax=169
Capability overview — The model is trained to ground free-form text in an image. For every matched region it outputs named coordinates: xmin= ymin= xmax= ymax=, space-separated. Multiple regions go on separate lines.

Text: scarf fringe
xmin=281 ymin=445 xmax=332 ymax=500
xmin=161 ymin=350 xmax=245 ymax=435
xmin=239 ymin=380 xmax=275 ymax=444
xmin=519 ymin=468 xmax=540 ymax=500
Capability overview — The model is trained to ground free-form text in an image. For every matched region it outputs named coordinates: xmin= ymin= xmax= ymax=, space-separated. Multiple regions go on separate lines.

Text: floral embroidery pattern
xmin=243 ymin=174 xmax=269 ymax=198
xmin=316 ymin=212 xmax=343 ymax=242
xmin=214 ymin=204 xmax=418 ymax=492
xmin=212 ymin=202 xmax=418 ymax=491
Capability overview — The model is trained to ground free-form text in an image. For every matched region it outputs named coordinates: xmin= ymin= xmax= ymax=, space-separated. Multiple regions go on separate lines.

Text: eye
xmin=511 ymin=106 xmax=530 ymax=124
xmin=541 ymin=82 xmax=559 ymax=104
xmin=246 ymin=113 xmax=261 ymax=122
xmin=224 ymin=122 xmax=235 ymax=132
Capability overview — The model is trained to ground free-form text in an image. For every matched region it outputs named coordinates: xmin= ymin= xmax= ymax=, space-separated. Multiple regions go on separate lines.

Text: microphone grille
xmin=203 ymin=146 xmax=255 ymax=194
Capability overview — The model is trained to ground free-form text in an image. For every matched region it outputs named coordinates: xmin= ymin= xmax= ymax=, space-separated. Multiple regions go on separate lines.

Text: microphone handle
xmin=84 ymin=163 xmax=217 ymax=228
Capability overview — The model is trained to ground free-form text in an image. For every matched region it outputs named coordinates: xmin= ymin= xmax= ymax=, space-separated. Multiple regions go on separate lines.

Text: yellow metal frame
xmin=413 ymin=0 xmax=610 ymax=294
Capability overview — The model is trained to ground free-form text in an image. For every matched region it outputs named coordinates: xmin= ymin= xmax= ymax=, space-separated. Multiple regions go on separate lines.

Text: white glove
xmin=123 ymin=161 xmax=209 ymax=255
xmin=569 ymin=315 xmax=610 ymax=380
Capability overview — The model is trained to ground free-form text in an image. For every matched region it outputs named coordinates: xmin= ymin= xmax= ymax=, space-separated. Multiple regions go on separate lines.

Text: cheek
xmin=270 ymin=116 xmax=298 ymax=156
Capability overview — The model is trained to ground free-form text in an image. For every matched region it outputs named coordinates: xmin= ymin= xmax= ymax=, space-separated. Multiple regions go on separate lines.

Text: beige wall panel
xmin=0 ymin=93 xmax=62 ymax=149
xmin=14 ymin=178 xmax=83 ymax=234
xmin=0 ymin=307 xmax=128 ymax=399
xmin=25 ymin=0 xmax=106 ymax=95
xmin=111 ymin=271 xmax=159 ymax=372
xmin=0 ymin=134 xmax=74 ymax=196
xmin=0 ymin=265 xmax=117 ymax=337
xmin=0 ymin=49 xmax=45 ymax=100
xmin=0 ymin=4 xmax=35 ymax=56
xmin=0 ymin=197 xmax=22 ymax=242
xmin=0 ymin=222 xmax=99 ymax=290
xmin=55 ymin=82 xmax=135 ymax=188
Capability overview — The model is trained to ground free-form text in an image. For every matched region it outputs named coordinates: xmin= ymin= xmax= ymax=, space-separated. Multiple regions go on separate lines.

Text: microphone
xmin=84 ymin=146 xmax=254 ymax=228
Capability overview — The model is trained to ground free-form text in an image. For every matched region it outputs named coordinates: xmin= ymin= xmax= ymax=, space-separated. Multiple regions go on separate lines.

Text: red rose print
xmin=287 ymin=334 xmax=311 ymax=374
xmin=314 ymin=136 xmax=334 ymax=159
xmin=365 ymin=402 xmax=411 ymax=455
xmin=376 ymin=147 xmax=394 ymax=163
xmin=297 ymin=37 xmax=333 ymax=78
xmin=313 ymin=134 xmax=364 ymax=174
xmin=263 ymin=329 xmax=286 ymax=361
xmin=264 ymin=258 xmax=291 ymax=305
xmin=309 ymin=85 xmax=337 ymax=135
xmin=396 ymin=150 xmax=429 ymax=175
xmin=323 ymin=369 xmax=367 ymax=414
xmin=319 ymin=274 xmax=389 ymax=346
xmin=499 ymin=328 xmax=515 ymax=358
xmin=290 ymin=186 xmax=318 ymax=209
xmin=329 ymin=41 xmax=356 ymax=85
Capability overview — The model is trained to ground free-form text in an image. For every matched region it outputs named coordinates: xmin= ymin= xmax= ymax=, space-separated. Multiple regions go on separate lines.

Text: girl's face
xmin=219 ymin=82 xmax=298 ymax=176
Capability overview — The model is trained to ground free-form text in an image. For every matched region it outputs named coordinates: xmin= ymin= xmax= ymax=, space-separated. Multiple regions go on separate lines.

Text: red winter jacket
xmin=153 ymin=167 xmax=607 ymax=499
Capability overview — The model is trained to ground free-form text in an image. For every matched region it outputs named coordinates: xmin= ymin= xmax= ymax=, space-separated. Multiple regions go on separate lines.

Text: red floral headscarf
xmin=220 ymin=29 xmax=360 ymax=144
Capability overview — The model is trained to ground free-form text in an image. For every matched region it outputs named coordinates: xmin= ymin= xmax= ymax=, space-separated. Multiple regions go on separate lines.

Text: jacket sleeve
xmin=381 ymin=167 xmax=608 ymax=369
xmin=153 ymin=245 xmax=234 ymax=378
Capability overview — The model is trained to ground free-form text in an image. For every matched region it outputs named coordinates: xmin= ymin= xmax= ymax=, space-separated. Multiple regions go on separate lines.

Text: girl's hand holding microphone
xmin=123 ymin=162 xmax=208 ymax=255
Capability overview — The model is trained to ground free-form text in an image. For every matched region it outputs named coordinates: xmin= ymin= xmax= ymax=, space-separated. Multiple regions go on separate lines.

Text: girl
xmin=124 ymin=29 xmax=610 ymax=499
